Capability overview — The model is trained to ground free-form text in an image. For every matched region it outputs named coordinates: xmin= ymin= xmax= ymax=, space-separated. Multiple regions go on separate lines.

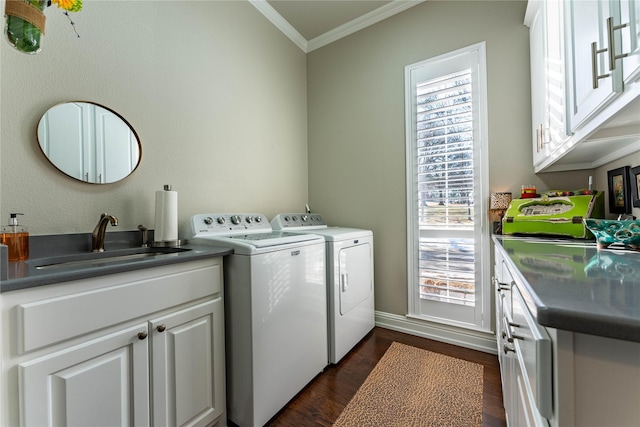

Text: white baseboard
xmin=375 ymin=311 xmax=498 ymax=355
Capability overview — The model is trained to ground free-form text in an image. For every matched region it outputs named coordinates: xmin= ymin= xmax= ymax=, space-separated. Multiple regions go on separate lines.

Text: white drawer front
xmin=18 ymin=260 xmax=222 ymax=353
xmin=512 ymin=285 xmax=553 ymax=420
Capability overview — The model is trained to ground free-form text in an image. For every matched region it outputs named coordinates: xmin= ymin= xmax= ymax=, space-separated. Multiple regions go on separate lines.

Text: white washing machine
xmin=182 ymin=213 xmax=328 ymax=427
xmin=271 ymin=213 xmax=374 ymax=364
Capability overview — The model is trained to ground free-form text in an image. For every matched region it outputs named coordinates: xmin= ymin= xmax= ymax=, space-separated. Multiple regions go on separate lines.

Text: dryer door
xmin=339 ymin=243 xmax=373 ymax=315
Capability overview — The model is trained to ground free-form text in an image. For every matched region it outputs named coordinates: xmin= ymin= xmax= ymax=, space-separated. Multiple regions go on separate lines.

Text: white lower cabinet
xmin=151 ymin=299 xmax=225 ymax=427
xmin=495 ymin=241 xmax=640 ymax=427
xmin=20 ymin=323 xmax=151 ymax=426
xmin=1 ymin=258 xmax=226 ymax=427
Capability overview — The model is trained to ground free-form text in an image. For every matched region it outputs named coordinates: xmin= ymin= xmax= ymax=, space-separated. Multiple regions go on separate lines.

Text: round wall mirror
xmin=37 ymin=101 xmax=141 ymax=184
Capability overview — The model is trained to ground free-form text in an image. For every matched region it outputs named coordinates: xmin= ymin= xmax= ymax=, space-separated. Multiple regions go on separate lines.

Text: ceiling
xmin=252 ymin=0 xmax=425 ymax=52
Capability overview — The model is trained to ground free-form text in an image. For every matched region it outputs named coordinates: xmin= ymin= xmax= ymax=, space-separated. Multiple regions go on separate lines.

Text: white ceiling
xmin=251 ymin=0 xmax=426 ymax=52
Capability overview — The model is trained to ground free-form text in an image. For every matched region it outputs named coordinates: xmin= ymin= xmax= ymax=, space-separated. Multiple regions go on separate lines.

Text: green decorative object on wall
xmin=4 ymin=0 xmax=47 ymax=54
xmin=4 ymin=0 xmax=82 ymax=54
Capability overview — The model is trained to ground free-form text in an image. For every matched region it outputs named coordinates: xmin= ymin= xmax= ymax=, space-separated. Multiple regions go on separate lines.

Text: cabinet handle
xmin=591 ymin=42 xmax=610 ymax=89
xmin=607 ymin=17 xmax=629 ymax=70
xmin=157 ymin=324 xmax=167 ymax=333
xmin=536 ymin=127 xmax=540 ymax=152
xmin=137 ymin=331 xmax=148 ymax=340
xmin=503 ymin=344 xmax=516 ymax=354
xmin=540 ymin=124 xmax=549 ymax=148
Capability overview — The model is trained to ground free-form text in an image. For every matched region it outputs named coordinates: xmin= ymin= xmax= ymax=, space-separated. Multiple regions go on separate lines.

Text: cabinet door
xmin=19 ymin=324 xmax=150 ymax=427
xmin=620 ymin=0 xmax=640 ymax=83
xmin=93 ymin=104 xmax=140 ymax=184
xmin=151 ymin=298 xmax=225 ymax=427
xmin=566 ymin=0 xmax=623 ymax=130
xmin=529 ymin=1 xmax=549 ymax=166
xmin=528 ymin=0 xmax=569 ymax=167
xmin=36 ymin=102 xmax=92 ymax=182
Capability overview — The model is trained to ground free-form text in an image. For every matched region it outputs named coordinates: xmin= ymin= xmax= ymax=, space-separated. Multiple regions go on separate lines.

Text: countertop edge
xmin=494 ymin=236 xmax=640 ymax=344
xmin=0 ymin=245 xmax=233 ymax=293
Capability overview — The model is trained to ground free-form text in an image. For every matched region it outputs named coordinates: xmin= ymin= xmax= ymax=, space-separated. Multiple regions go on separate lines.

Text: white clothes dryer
xmin=182 ymin=213 xmax=328 ymax=427
xmin=271 ymin=213 xmax=374 ymax=364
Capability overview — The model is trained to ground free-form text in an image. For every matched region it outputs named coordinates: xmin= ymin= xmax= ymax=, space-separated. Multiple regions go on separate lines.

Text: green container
xmin=502 ymin=191 xmax=604 ymax=239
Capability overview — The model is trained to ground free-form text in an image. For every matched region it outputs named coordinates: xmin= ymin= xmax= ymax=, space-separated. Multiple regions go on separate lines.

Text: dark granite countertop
xmin=494 ymin=235 xmax=640 ymax=343
xmin=0 ymin=231 xmax=232 ymax=293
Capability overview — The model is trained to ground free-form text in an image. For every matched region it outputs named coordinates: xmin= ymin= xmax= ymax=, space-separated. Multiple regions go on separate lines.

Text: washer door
xmin=339 ymin=243 xmax=373 ymax=315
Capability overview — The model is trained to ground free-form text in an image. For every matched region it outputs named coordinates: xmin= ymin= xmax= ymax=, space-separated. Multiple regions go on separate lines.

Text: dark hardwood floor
xmin=264 ymin=327 xmax=507 ymax=427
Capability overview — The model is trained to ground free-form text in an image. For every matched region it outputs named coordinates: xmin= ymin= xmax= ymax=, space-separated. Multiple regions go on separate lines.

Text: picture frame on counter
xmin=630 ymin=165 xmax=640 ymax=208
xmin=607 ymin=166 xmax=631 ymax=214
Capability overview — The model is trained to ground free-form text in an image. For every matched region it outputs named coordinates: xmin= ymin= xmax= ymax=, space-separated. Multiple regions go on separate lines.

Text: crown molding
xmin=307 ymin=0 xmax=426 ymax=52
xmin=249 ymin=0 xmax=425 ymax=54
xmin=248 ymin=0 xmax=308 ymax=52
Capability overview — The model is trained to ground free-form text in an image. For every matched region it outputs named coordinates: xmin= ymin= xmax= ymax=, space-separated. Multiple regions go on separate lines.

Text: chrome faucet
xmin=92 ymin=213 xmax=118 ymax=252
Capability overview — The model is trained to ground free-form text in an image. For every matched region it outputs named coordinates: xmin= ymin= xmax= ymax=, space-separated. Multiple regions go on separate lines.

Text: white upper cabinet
xmin=566 ymin=0 xmax=623 ymax=129
xmin=620 ymin=0 xmax=640 ymax=83
xmin=528 ymin=0 xmax=640 ymax=172
xmin=525 ymin=0 xmax=570 ymax=168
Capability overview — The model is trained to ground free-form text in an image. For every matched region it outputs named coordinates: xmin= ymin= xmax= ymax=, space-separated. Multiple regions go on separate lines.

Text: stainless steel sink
xmin=31 ymin=247 xmax=191 ymax=270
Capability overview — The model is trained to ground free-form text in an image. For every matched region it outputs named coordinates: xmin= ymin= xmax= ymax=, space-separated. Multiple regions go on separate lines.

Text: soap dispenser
xmin=1 ymin=213 xmax=29 ymax=261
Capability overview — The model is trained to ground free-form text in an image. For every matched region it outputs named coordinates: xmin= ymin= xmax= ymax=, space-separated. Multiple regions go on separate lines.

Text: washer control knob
xmin=216 ymin=217 xmax=225 ymax=225
xmin=292 ymin=216 xmax=298 ymax=221
xmin=255 ymin=216 xmax=262 ymax=223
xmin=284 ymin=216 xmax=290 ymax=222
xmin=204 ymin=217 xmax=213 ymax=225
xmin=301 ymin=215 xmax=308 ymax=222
xmin=246 ymin=216 xmax=253 ymax=224
xmin=231 ymin=215 xmax=241 ymax=225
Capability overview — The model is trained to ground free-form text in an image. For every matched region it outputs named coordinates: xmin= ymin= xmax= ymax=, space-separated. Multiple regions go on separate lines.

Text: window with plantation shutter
xmin=405 ymin=43 xmax=490 ymax=331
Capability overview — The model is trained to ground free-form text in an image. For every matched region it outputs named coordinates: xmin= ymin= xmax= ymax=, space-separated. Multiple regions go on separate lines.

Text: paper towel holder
xmin=152 ymin=184 xmax=184 ymax=247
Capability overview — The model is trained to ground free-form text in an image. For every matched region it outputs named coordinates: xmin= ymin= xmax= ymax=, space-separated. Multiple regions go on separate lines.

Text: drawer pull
xmin=157 ymin=324 xmax=167 ymax=333
xmin=137 ymin=331 xmax=148 ymax=340
xmin=503 ymin=344 xmax=516 ymax=354
xmin=507 ymin=333 xmax=525 ymax=343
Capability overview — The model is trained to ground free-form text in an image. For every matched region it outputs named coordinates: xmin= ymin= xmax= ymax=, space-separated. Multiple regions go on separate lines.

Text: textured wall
xmin=306 ymin=0 xmax=595 ymax=317
xmin=0 ymin=1 xmax=308 ymax=235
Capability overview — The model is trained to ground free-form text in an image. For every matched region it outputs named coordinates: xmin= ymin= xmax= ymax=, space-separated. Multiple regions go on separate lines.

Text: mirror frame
xmin=36 ymin=101 xmax=142 ymax=184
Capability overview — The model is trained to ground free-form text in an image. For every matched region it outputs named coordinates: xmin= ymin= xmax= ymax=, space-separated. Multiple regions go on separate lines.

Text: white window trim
xmin=405 ymin=41 xmax=491 ymax=332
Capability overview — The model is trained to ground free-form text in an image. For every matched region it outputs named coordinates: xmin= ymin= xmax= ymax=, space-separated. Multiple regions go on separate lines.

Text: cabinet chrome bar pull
xmin=607 ymin=16 xmax=629 ymax=70
xmin=540 ymin=124 xmax=549 ymax=148
xmin=536 ymin=127 xmax=540 ymax=152
xmin=591 ymin=42 xmax=610 ymax=89
xmin=137 ymin=331 xmax=148 ymax=340
xmin=503 ymin=344 xmax=516 ymax=354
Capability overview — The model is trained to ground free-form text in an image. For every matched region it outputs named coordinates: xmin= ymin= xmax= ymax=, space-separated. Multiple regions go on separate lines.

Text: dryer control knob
xmin=204 ymin=217 xmax=213 ymax=225
xmin=301 ymin=215 xmax=308 ymax=222
xmin=255 ymin=216 xmax=262 ymax=222
xmin=216 ymin=217 xmax=226 ymax=225
xmin=231 ymin=215 xmax=241 ymax=225
xmin=246 ymin=216 xmax=253 ymax=224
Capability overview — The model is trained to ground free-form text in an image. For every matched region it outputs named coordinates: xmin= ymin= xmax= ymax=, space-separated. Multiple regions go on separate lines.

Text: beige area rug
xmin=333 ymin=342 xmax=483 ymax=426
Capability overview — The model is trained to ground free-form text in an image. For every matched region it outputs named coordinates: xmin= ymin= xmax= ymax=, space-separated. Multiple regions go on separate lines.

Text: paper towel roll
xmin=154 ymin=185 xmax=178 ymax=242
